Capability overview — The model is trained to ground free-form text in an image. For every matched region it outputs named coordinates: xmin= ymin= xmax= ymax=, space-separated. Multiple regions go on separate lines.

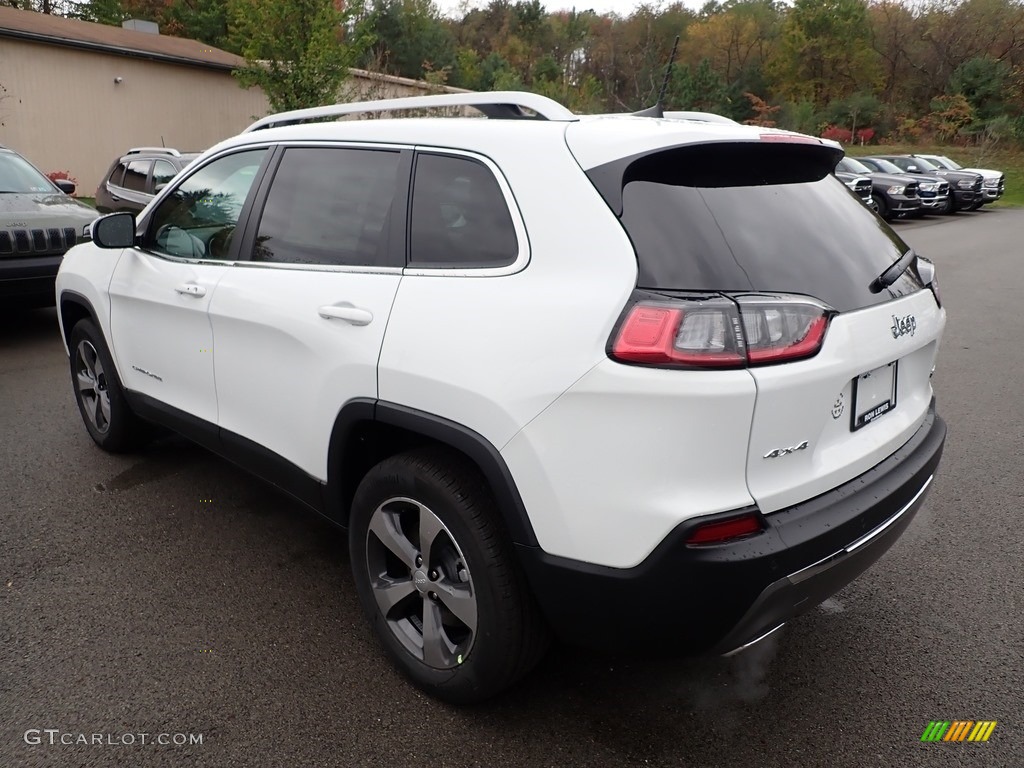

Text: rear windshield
xmin=588 ymin=143 xmax=922 ymax=312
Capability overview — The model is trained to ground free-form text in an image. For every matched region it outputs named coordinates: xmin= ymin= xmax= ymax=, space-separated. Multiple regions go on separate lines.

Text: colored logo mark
xmin=921 ymin=721 xmax=997 ymax=742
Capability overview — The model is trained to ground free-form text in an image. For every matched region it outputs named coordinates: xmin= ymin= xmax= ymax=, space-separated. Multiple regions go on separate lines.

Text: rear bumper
xmin=0 ymin=255 xmax=63 ymax=303
xmin=516 ymin=405 xmax=946 ymax=655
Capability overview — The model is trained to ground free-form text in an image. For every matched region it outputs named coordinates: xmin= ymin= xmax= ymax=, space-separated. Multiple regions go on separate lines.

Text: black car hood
xmin=864 ymin=172 xmax=918 ymax=186
xmin=0 ymin=193 xmax=98 ymax=226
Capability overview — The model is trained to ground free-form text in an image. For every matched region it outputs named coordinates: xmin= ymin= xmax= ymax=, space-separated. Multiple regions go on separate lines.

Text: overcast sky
xmin=432 ymin=0 xmax=671 ymax=17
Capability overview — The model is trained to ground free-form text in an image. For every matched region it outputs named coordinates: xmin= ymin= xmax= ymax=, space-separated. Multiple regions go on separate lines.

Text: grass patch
xmin=75 ymin=197 xmax=97 ymax=209
xmin=847 ymin=144 xmax=1024 ymax=207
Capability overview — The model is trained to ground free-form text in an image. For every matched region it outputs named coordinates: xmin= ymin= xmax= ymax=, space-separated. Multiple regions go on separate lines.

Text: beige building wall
xmin=0 ymin=38 xmax=271 ymax=195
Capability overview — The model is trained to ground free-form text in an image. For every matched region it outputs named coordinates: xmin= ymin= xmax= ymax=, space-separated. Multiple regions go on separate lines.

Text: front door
xmin=108 ymin=148 xmax=270 ymax=426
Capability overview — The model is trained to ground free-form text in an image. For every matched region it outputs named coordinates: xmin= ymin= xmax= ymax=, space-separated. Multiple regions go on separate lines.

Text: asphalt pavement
xmin=2 ymin=208 xmax=1022 ymax=767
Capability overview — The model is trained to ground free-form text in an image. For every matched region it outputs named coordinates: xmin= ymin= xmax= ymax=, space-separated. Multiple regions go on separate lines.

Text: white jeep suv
xmin=56 ymin=92 xmax=947 ymax=703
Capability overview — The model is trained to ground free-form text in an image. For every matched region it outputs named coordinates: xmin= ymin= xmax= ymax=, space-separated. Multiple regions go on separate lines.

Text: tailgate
xmin=745 ymin=289 xmax=944 ymax=513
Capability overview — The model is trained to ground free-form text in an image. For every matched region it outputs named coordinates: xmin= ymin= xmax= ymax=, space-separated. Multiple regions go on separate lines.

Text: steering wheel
xmin=207 ymin=225 xmax=236 ymax=260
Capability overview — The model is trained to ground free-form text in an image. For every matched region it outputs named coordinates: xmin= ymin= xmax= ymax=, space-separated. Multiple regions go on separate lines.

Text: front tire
xmin=69 ymin=319 xmax=148 ymax=452
xmin=872 ymin=193 xmax=890 ymax=220
xmin=349 ymin=448 xmax=548 ymax=704
xmin=941 ymin=194 xmax=956 ymax=214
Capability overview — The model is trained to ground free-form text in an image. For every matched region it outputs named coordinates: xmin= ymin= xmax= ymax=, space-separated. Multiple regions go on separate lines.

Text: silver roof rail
xmin=244 ymin=91 xmax=578 ymax=132
xmin=126 ymin=147 xmax=181 ymax=156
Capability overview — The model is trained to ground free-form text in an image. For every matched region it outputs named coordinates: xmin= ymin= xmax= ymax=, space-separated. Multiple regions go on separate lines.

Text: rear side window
xmin=252 ymin=147 xmax=401 ymax=268
xmin=409 ymin=153 xmax=518 ymax=268
xmin=123 ymin=160 xmax=151 ymax=193
xmin=107 ymin=161 xmax=128 ymax=186
xmin=589 ymin=143 xmax=922 ymax=312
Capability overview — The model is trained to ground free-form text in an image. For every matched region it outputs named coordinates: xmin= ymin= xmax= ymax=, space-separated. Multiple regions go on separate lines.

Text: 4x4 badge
xmin=763 ymin=441 xmax=809 ymax=459
xmin=891 ymin=314 xmax=917 ymax=339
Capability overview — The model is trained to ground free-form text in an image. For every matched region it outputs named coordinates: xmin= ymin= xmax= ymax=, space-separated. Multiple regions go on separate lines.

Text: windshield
xmin=0 ymin=152 xmax=60 ymax=194
xmin=837 ymin=157 xmax=872 ymax=174
xmin=907 ymin=156 xmax=940 ymax=171
xmin=937 ymin=156 xmax=962 ymax=170
xmin=864 ymin=157 xmax=905 ymax=174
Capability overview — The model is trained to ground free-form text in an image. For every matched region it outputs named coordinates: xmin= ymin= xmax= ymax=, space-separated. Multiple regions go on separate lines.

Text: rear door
xmin=208 ymin=144 xmax=409 ymax=483
xmin=579 ymin=138 xmax=945 ymax=514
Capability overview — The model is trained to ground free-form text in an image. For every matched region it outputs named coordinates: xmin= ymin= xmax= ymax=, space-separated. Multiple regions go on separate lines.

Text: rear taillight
xmin=610 ymin=293 xmax=832 ymax=369
xmin=685 ymin=511 xmax=764 ymax=546
xmin=915 ymin=256 xmax=942 ymax=307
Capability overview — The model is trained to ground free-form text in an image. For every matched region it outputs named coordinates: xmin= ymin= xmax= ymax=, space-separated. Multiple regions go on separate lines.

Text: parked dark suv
xmin=865 ymin=155 xmax=982 ymax=213
xmin=834 ymin=157 xmax=921 ymax=221
xmin=0 ymin=144 xmax=97 ymax=306
xmin=95 ymin=148 xmax=199 ymax=214
xmin=853 ymin=157 xmax=949 ymax=216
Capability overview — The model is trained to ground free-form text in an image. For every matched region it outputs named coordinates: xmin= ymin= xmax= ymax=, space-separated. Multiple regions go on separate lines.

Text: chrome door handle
xmin=318 ymin=304 xmax=373 ymax=326
xmin=175 ymin=283 xmax=206 ymax=297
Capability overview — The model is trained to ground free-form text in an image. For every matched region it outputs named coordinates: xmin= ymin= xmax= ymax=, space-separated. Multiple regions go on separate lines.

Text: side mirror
xmin=92 ymin=212 xmax=137 ymax=249
xmin=906 ymin=165 xmax=918 ymax=172
xmin=154 ymin=182 xmax=168 ymax=194
xmin=55 ymin=179 xmax=77 ymax=195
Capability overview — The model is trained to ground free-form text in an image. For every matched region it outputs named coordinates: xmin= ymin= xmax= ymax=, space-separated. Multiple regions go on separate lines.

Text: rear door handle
xmin=175 ymin=283 xmax=206 ymax=297
xmin=318 ymin=304 xmax=373 ymax=326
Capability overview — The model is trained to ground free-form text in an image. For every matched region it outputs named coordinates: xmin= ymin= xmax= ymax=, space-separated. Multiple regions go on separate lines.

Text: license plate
xmin=851 ymin=361 xmax=898 ymax=431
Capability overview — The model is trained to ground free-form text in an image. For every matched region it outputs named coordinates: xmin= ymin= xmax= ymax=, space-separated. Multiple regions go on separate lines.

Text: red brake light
xmin=610 ymin=295 xmax=831 ymax=368
xmin=612 ymin=302 xmax=745 ymax=367
xmin=685 ymin=512 xmax=763 ymax=546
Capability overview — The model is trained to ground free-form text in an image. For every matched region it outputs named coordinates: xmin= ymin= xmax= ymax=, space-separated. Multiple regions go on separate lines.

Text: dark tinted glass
xmin=108 ymin=161 xmax=128 ymax=186
xmin=618 ymin=168 xmax=921 ymax=312
xmin=123 ymin=160 xmax=151 ymax=192
xmin=253 ymin=147 xmax=401 ymax=267
xmin=410 ymin=153 xmax=518 ymax=268
xmin=146 ymin=149 xmax=266 ymax=260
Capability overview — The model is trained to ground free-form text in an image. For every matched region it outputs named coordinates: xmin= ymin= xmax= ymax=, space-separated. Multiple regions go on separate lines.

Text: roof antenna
xmin=634 ymin=34 xmax=680 ymax=119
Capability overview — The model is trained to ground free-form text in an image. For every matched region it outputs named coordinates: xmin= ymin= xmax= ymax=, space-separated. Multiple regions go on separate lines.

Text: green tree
xmin=362 ymin=0 xmax=456 ymax=80
xmin=949 ymin=56 xmax=1010 ymax=120
xmin=771 ymin=0 xmax=880 ymax=108
xmin=163 ymin=0 xmax=234 ymax=51
xmin=229 ymin=0 xmax=373 ymax=113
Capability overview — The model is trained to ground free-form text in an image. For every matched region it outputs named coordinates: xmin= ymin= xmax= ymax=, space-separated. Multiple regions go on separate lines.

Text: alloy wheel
xmin=365 ymin=496 xmax=477 ymax=670
xmin=75 ymin=340 xmax=111 ymax=435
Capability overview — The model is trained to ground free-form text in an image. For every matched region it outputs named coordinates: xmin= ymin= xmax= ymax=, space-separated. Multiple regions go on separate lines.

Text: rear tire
xmin=349 ymin=447 xmax=549 ymax=704
xmin=69 ymin=319 xmax=149 ymax=452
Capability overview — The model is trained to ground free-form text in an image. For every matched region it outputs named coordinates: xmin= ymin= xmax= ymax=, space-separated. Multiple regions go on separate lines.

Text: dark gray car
xmin=95 ymin=147 xmax=199 ymax=214
xmin=0 ymin=145 xmax=97 ymax=306
xmin=865 ymin=154 xmax=982 ymax=213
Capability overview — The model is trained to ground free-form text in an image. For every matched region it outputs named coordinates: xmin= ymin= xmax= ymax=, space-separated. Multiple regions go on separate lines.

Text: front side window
xmin=252 ymin=146 xmax=402 ymax=268
xmin=144 ymin=149 xmax=266 ymax=261
xmin=152 ymin=160 xmax=177 ymax=191
xmin=409 ymin=153 xmax=518 ymax=268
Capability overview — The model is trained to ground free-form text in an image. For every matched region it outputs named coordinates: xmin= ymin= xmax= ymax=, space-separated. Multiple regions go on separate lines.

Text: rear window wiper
xmin=870 ymin=249 xmax=916 ymax=293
